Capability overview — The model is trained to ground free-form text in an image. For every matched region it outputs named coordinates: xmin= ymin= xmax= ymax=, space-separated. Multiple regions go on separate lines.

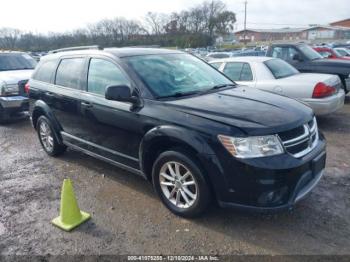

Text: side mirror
xmin=292 ymin=54 xmax=302 ymax=61
xmin=105 ymin=85 xmax=138 ymax=104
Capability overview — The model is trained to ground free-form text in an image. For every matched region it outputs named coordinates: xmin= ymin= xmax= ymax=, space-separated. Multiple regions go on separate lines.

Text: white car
xmin=0 ymin=51 xmax=36 ymax=122
xmin=210 ymin=57 xmax=345 ymax=116
xmin=334 ymin=48 xmax=350 ymax=57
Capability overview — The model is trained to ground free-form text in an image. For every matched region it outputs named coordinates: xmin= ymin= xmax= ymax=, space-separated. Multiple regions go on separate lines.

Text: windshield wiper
xmin=157 ymin=91 xmax=200 ymax=99
xmin=208 ymin=83 xmax=236 ymax=91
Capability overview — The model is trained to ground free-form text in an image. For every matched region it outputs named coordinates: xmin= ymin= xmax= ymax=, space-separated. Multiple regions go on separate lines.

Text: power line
xmin=243 ymin=1 xmax=247 ymax=44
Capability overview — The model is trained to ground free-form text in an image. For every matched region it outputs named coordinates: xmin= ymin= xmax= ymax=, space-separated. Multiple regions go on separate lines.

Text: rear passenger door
xmin=48 ymin=57 xmax=87 ymax=136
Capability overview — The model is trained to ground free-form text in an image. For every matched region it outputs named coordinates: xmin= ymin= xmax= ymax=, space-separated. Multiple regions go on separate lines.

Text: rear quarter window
xmin=32 ymin=60 xmax=57 ymax=83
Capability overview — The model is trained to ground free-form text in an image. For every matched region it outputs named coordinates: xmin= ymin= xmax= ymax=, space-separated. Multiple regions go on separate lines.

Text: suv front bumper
xmin=201 ymin=133 xmax=327 ymax=212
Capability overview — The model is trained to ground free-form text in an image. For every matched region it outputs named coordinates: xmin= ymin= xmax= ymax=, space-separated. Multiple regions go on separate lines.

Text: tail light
xmin=24 ymin=82 xmax=30 ymax=94
xmin=312 ymin=82 xmax=336 ymax=98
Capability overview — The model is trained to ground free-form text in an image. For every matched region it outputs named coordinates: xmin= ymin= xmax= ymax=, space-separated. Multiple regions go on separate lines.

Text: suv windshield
xmin=299 ymin=45 xmax=323 ymax=60
xmin=125 ymin=53 xmax=233 ymax=98
xmin=264 ymin=58 xmax=299 ymax=79
xmin=0 ymin=53 xmax=37 ymax=71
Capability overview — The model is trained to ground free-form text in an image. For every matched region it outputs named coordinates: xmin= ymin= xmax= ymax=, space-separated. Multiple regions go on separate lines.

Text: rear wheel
xmin=37 ymin=115 xmax=66 ymax=156
xmin=152 ymin=150 xmax=212 ymax=217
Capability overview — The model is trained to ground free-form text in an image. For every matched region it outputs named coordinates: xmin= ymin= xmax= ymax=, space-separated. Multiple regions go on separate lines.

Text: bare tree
xmin=144 ymin=12 xmax=169 ymax=35
xmin=0 ymin=28 xmax=21 ymax=49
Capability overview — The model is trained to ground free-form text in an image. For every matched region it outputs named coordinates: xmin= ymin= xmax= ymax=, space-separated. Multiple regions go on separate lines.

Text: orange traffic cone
xmin=52 ymin=179 xmax=91 ymax=231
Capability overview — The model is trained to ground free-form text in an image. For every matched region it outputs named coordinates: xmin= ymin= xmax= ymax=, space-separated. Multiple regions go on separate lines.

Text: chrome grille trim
xmin=279 ymin=117 xmax=319 ymax=158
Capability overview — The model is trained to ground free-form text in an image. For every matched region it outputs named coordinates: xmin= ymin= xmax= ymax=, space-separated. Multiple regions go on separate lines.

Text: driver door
xmin=66 ymin=57 xmax=143 ymax=170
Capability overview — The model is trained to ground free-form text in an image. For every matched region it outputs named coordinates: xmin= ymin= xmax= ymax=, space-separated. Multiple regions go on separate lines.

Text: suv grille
xmin=278 ymin=117 xmax=318 ymax=158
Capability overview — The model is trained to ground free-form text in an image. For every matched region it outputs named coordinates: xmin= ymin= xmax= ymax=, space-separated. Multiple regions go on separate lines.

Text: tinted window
xmin=317 ymin=51 xmax=332 ymax=58
xmin=240 ymin=63 xmax=253 ymax=81
xmin=271 ymin=47 xmax=299 ymax=61
xmin=298 ymin=45 xmax=322 ymax=60
xmin=55 ymin=58 xmax=85 ymax=89
xmin=264 ymin=59 xmax=299 ymax=79
xmin=33 ymin=60 xmax=57 ymax=83
xmin=0 ymin=53 xmax=37 ymax=71
xmin=125 ymin=54 xmax=232 ymax=98
xmin=223 ymin=62 xmax=244 ymax=81
xmin=88 ymin=59 xmax=130 ymax=96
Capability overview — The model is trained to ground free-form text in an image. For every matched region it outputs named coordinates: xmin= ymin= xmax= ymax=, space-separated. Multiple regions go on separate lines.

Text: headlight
xmin=0 ymin=81 xmax=18 ymax=96
xmin=218 ymin=135 xmax=284 ymax=159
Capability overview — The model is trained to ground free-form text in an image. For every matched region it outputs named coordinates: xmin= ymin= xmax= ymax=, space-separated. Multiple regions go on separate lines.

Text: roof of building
xmin=235 ymin=28 xmax=307 ymax=34
xmin=304 ymin=25 xmax=350 ymax=31
xmin=235 ymin=25 xmax=350 ymax=34
xmin=330 ymin=18 xmax=350 ymax=24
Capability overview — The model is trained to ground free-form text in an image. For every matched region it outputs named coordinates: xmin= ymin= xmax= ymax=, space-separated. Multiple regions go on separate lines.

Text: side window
xmin=211 ymin=62 xmax=222 ymax=69
xmin=223 ymin=62 xmax=244 ymax=81
xmin=55 ymin=58 xmax=85 ymax=89
xmin=318 ymin=51 xmax=332 ymax=58
xmin=240 ymin=63 xmax=253 ymax=81
xmin=288 ymin=48 xmax=299 ymax=60
xmin=33 ymin=60 xmax=57 ymax=83
xmin=272 ymin=47 xmax=298 ymax=61
xmin=271 ymin=47 xmax=283 ymax=59
xmin=88 ymin=59 xmax=130 ymax=96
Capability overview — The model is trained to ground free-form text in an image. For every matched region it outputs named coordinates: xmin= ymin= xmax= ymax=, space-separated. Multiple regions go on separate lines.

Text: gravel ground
xmin=0 ymin=97 xmax=349 ymax=256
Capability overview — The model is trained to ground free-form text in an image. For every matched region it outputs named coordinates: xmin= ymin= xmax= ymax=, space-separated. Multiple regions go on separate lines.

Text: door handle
xmin=81 ymin=101 xmax=93 ymax=108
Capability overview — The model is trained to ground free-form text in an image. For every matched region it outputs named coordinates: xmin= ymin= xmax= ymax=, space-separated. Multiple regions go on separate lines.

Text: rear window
xmin=0 ymin=53 xmax=37 ymax=71
xmin=264 ymin=59 xmax=299 ymax=79
xmin=223 ymin=62 xmax=253 ymax=81
xmin=55 ymin=58 xmax=85 ymax=89
xmin=32 ymin=60 xmax=57 ymax=83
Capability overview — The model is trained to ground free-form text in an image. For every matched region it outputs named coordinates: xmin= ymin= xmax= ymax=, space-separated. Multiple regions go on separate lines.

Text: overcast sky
xmin=0 ymin=0 xmax=349 ymax=33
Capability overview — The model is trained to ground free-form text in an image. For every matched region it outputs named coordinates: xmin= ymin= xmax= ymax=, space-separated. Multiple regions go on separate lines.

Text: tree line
xmin=0 ymin=0 xmax=236 ymax=51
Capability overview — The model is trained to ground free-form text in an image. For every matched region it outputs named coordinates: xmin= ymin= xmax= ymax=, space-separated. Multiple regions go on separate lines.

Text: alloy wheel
xmin=159 ymin=161 xmax=198 ymax=209
xmin=39 ymin=121 xmax=54 ymax=152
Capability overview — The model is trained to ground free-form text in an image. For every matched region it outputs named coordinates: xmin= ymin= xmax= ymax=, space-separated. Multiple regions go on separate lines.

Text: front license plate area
xmin=312 ymin=152 xmax=326 ymax=176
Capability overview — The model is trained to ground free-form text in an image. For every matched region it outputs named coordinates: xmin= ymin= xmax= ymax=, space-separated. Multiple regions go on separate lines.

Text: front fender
xmin=139 ymin=125 xmax=229 ymax=201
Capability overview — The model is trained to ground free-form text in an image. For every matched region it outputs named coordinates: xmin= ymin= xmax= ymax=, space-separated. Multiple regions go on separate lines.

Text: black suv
xmin=28 ymin=46 xmax=326 ymax=217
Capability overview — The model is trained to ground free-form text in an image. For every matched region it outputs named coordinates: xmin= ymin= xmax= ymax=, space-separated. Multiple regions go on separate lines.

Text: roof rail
xmin=48 ymin=45 xmax=101 ymax=54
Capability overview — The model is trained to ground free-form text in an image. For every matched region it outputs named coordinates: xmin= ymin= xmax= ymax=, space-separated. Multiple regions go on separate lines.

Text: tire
xmin=340 ymin=77 xmax=349 ymax=94
xmin=36 ymin=115 xmax=66 ymax=156
xmin=152 ymin=150 xmax=212 ymax=217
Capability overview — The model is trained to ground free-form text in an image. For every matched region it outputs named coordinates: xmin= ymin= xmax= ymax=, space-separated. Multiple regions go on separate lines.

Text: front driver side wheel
xmin=37 ymin=115 xmax=66 ymax=156
xmin=152 ymin=150 xmax=212 ymax=217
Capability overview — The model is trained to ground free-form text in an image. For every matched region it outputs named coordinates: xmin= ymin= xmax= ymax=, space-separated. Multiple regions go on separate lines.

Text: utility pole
xmin=243 ymin=0 xmax=248 ymax=45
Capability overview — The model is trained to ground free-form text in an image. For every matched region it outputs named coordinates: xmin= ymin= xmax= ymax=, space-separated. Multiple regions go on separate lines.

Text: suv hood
xmin=0 ymin=70 xmax=34 ymax=85
xmin=167 ymin=87 xmax=313 ymax=135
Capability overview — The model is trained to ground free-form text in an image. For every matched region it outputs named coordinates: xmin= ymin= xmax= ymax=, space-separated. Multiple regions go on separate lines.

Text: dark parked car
xmin=266 ymin=43 xmax=350 ymax=93
xmin=28 ymin=46 xmax=326 ymax=217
